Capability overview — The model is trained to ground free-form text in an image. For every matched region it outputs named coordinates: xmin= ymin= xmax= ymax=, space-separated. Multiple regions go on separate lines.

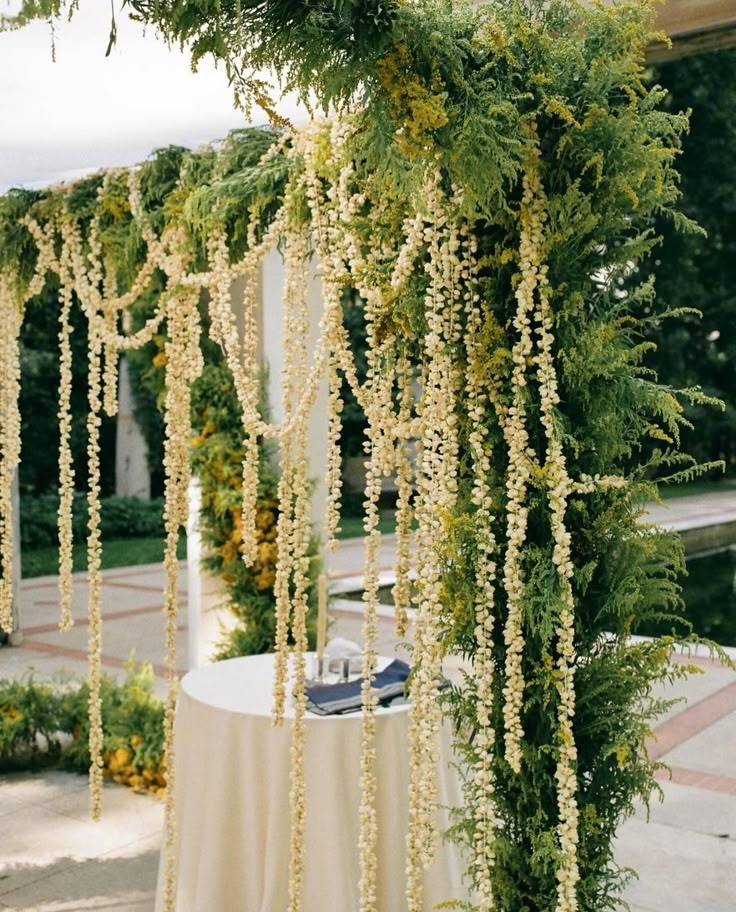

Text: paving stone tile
xmin=0 ymin=832 xmax=159 ymax=912
xmin=0 ymin=649 xmax=90 ymax=684
xmin=0 ymin=772 xmax=87 ymax=808
xmin=650 ymin=662 xmax=736 ymax=725
xmin=27 ymin=616 xmax=169 ymax=671
xmin=0 ymin=801 xmax=154 ymax=897
xmin=635 ymin=780 xmax=736 ymax=840
xmin=663 ymin=710 xmax=736 ymax=778
xmin=44 ymin=782 xmax=163 ymax=838
xmin=0 ymin=795 xmax=30 ymax=820
xmin=618 ymin=816 xmax=736 ymax=912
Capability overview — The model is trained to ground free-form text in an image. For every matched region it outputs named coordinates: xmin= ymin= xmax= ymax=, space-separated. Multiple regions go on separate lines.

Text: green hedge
xmin=0 ymin=663 xmax=166 ymax=794
xmin=19 ymin=494 xmax=166 ymax=550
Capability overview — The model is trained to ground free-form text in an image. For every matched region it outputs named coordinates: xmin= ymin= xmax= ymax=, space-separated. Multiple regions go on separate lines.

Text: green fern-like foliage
xmin=1 ymin=1 xmax=731 ymax=910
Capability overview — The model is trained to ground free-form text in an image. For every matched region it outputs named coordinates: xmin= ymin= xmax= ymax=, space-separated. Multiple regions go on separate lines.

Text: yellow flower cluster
xmin=103 ymin=741 xmax=166 ymax=794
xmin=376 ymin=44 xmax=449 ymax=158
xmin=0 ymin=703 xmax=24 ymax=723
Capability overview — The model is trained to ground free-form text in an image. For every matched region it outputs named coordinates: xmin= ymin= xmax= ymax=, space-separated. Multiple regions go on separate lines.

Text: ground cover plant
xmin=0 ymin=2 xmax=730 ymax=911
xmin=0 ymin=662 xmax=166 ymax=794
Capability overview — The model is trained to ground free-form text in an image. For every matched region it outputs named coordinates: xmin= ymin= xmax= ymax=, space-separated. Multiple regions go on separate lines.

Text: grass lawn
xmin=20 ymin=512 xmax=386 ymax=577
xmin=336 ymin=512 xmax=399 ymax=540
xmin=21 ymin=535 xmax=187 ymax=579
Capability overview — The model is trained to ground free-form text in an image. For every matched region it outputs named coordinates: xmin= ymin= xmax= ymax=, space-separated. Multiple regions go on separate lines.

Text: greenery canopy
xmin=1 ymin=2 xmax=730 ymax=912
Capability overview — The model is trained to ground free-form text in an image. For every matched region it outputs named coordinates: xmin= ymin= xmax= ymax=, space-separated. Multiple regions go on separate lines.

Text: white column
xmin=186 ymin=252 xmax=330 ymax=667
xmin=185 ymin=475 xmax=239 ymax=669
xmin=115 ymin=356 xmax=151 ymax=499
xmin=261 ymin=248 xmax=329 ymax=529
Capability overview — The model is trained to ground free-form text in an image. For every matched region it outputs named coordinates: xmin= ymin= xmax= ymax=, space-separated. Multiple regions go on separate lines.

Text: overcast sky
xmin=0 ymin=1 xmax=304 ymax=192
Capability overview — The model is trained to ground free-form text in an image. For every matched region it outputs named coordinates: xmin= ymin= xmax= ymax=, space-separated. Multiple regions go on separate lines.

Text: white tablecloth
xmin=155 ymin=653 xmax=470 ymax=912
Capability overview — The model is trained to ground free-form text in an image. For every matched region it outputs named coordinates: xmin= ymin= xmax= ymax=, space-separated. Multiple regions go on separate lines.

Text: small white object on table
xmin=155 ymin=653 xmax=470 ymax=911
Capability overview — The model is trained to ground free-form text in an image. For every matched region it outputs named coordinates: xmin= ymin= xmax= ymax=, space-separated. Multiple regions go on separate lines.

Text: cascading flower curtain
xmin=0 ymin=1 xmax=727 ymax=910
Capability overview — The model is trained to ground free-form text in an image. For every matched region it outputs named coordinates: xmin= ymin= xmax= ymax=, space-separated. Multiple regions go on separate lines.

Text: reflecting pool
xmin=339 ymin=548 xmax=736 ymax=648
xmin=653 ymin=546 xmax=736 ymax=648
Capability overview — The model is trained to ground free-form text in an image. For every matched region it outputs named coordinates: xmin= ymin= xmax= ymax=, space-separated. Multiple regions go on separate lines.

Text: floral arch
xmin=0 ymin=2 xmax=726 ymax=911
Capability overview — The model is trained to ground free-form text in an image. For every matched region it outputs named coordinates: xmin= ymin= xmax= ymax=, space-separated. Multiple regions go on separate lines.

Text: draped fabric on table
xmin=154 ymin=655 xmax=470 ymax=912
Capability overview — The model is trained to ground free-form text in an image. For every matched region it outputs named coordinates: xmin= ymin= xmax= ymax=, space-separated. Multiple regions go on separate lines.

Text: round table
xmin=155 ymin=653 xmax=470 ymax=911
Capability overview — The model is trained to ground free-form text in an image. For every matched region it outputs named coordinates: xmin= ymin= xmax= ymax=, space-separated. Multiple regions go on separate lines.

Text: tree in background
xmin=646 ymin=48 xmax=736 ymax=474
xmin=18 ymin=268 xmax=116 ymax=497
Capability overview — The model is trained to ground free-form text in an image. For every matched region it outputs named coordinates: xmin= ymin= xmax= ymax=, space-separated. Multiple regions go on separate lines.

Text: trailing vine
xmin=0 ymin=2 xmax=730 ymax=912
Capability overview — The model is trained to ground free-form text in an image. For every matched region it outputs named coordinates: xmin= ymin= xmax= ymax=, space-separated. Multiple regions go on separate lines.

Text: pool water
xmin=640 ymin=546 xmax=736 ymax=648
xmin=339 ymin=549 xmax=736 ymax=648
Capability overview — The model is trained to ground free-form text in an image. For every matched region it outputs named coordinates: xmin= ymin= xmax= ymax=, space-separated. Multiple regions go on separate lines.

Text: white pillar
xmin=115 ymin=356 xmax=151 ymax=499
xmin=261 ymin=248 xmax=329 ymax=530
xmin=186 ymin=252 xmax=330 ymax=666
xmin=186 ymin=477 xmax=202 ymax=670
xmin=185 ymin=477 xmax=239 ymax=668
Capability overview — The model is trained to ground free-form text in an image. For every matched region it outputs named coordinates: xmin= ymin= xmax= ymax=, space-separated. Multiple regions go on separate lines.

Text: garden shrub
xmin=20 ymin=493 xmax=166 ymax=550
xmin=0 ymin=662 xmax=166 ymax=794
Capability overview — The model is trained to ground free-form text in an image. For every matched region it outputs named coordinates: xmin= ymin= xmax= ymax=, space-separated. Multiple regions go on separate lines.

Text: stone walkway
xmin=1 ymin=531 xmax=735 ymax=911
xmin=645 ymin=488 xmax=736 ymax=531
xmin=645 ymin=489 xmax=736 ymax=554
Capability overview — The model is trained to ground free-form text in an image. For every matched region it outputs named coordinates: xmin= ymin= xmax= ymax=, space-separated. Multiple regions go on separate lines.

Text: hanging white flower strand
xmin=205 ymin=226 xmax=262 ymax=568
xmin=85 ymin=316 xmax=106 ymax=820
xmin=302 ymin=125 xmax=392 ymax=912
xmin=160 ymin=265 xmax=203 ymax=910
xmin=0 ymin=276 xmax=24 ymax=636
xmin=77 ymin=196 xmax=118 ymax=821
xmin=406 ymin=173 xmax=462 ymax=912
xmin=270 ymin=161 xmax=311 ymax=727
xmin=462 ymin=227 xmax=499 ymax=909
xmin=520 ymin=147 xmax=581 ymax=912
xmin=239 ymin=225 xmax=262 ymax=569
xmin=324 ymin=290 xmax=345 ymax=550
xmin=280 ymin=222 xmax=312 ymax=912
xmin=57 ymin=221 xmax=78 ymax=630
xmin=500 ymin=145 xmax=540 ymax=776
xmin=357 ymin=287 xmax=399 ymax=912
xmin=392 ymin=352 xmax=414 ymax=638
xmin=0 ymin=218 xmax=56 ymax=635
xmin=385 ymin=211 xmax=426 ymax=641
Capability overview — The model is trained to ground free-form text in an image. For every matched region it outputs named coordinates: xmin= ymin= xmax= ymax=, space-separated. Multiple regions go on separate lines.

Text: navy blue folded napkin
xmin=306 ymin=658 xmax=410 ymax=716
